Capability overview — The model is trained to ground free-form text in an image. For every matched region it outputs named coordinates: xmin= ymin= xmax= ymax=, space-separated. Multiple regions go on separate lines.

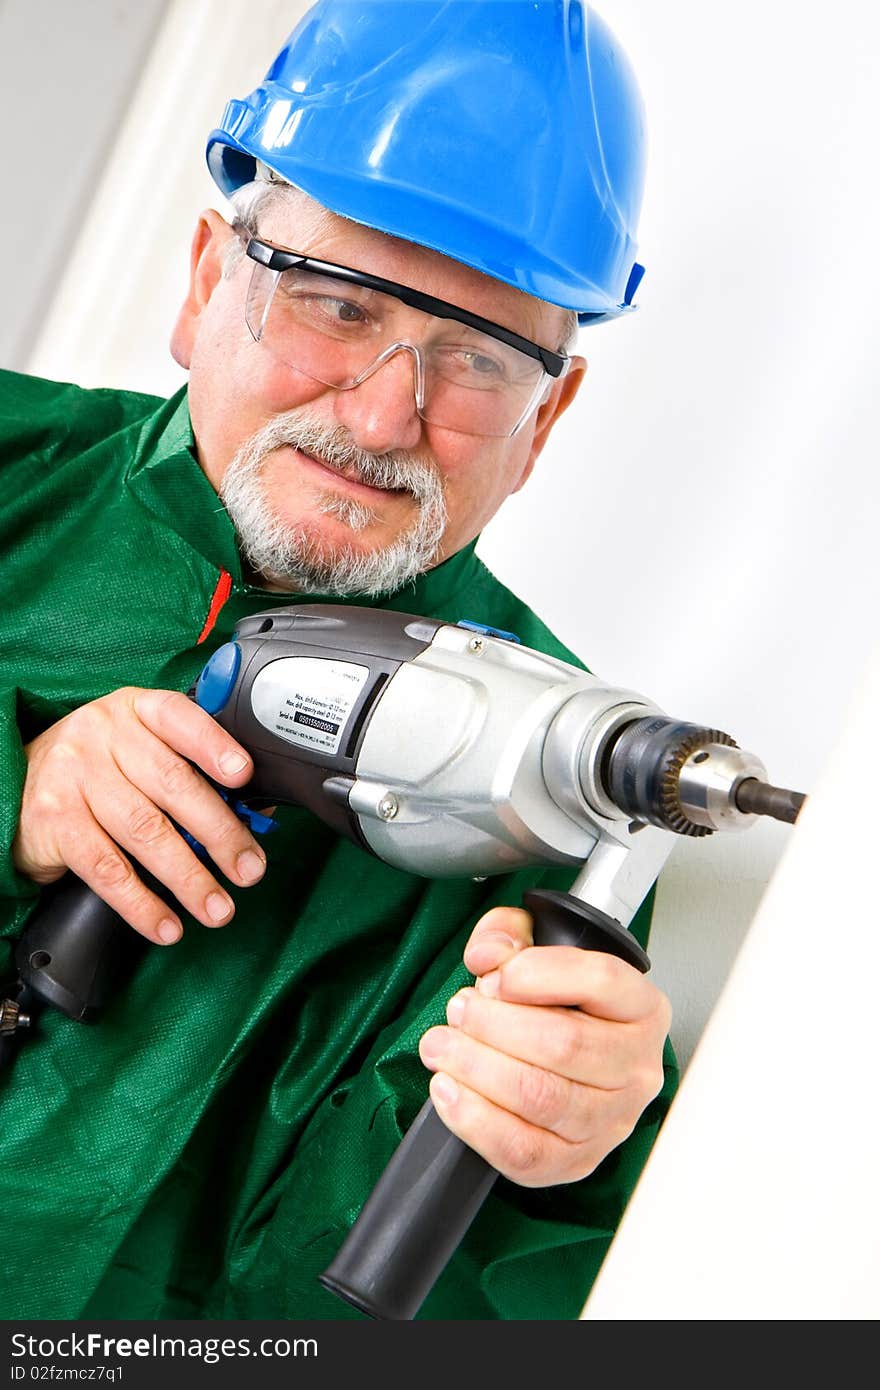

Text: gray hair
xmin=221 ymin=177 xmax=293 ymax=277
xmin=558 ymin=309 xmax=579 ymax=354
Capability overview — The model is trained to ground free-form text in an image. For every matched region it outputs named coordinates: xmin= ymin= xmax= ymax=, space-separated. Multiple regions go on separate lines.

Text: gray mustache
xmin=252 ymin=414 xmax=442 ymax=503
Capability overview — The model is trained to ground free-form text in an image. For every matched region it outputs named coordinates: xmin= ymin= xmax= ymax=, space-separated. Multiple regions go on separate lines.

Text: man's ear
xmin=512 ymin=355 xmax=587 ymax=493
xmin=169 ymin=209 xmax=235 ymax=369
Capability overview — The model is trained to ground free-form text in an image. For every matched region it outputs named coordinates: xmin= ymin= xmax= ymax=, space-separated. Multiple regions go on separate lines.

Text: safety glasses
xmin=239 ymin=232 xmax=569 ymax=438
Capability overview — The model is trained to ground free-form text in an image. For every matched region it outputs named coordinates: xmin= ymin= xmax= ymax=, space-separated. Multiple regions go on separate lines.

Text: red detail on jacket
xmin=197 ymin=568 xmax=232 ymax=644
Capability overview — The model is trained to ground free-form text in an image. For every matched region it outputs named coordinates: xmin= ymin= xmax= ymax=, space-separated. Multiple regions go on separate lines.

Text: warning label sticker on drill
xmin=250 ymin=657 xmax=370 ymax=755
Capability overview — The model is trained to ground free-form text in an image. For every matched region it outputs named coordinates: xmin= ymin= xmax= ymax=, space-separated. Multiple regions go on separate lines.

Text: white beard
xmin=220 ymin=408 xmax=448 ymax=597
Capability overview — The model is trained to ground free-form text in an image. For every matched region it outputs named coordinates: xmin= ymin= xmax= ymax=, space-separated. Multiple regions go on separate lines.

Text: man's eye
xmin=460 ymin=350 xmax=504 ymax=377
xmin=328 ymin=298 xmax=368 ymax=324
xmin=282 ymin=284 xmax=371 ymax=328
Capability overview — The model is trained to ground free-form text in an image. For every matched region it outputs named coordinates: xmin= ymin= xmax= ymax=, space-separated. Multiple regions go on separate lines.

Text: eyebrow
xmin=241 ymin=232 xmax=569 ymax=378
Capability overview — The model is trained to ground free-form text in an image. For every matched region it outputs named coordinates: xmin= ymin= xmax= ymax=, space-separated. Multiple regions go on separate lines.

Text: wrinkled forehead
xmin=253 ymin=187 xmax=570 ymax=350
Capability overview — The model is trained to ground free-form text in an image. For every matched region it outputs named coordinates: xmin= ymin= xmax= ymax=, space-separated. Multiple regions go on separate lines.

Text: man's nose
xmin=331 ymin=345 xmax=424 ymax=454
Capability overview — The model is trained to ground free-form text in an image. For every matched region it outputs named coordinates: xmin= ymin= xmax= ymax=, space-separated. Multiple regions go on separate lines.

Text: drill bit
xmin=734 ymin=778 xmax=806 ymax=824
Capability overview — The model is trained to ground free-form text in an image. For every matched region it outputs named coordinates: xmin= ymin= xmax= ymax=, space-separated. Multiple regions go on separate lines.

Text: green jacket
xmin=0 ymin=369 xmax=677 ymax=1320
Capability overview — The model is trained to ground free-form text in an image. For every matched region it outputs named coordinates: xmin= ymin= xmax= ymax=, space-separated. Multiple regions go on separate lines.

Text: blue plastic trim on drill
xmin=195 ymin=641 xmax=241 ymax=714
xmin=456 ymin=620 xmax=521 ymax=644
xmin=174 ymin=797 xmax=279 ymax=865
xmin=228 ymin=800 xmax=279 ymax=836
xmin=191 ymin=640 xmax=279 ymax=856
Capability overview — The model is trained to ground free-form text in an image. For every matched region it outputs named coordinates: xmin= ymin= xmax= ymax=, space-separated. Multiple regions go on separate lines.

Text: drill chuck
xmin=602 ymin=716 xmax=800 ymax=835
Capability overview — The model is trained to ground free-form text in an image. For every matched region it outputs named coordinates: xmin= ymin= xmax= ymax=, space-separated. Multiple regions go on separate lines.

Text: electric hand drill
xmin=1 ymin=604 xmax=806 ymax=1318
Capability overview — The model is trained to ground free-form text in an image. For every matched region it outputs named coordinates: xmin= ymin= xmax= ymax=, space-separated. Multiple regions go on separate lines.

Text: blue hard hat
xmin=206 ymin=1 xmax=646 ymax=323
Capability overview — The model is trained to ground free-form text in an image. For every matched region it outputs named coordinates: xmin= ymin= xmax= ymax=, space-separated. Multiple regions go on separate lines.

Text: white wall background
xmin=0 ymin=0 xmax=169 ymax=367
xmin=3 ymin=0 xmax=879 ymax=1315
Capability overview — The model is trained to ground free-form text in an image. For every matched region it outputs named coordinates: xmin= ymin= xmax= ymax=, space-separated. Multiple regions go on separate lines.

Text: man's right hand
xmin=11 ymin=688 xmax=267 ymax=945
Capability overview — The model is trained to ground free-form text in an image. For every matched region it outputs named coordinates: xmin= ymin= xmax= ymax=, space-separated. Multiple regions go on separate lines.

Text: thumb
xmin=463 ymin=905 xmax=534 ymax=978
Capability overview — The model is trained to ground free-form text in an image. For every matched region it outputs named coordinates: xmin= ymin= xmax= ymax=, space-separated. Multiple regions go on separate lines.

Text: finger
xmin=476 ymin=945 xmax=666 ymax=1024
xmin=82 ymin=775 xmax=237 ymax=929
xmin=442 ymin=987 xmax=647 ymax=1088
xmin=61 ymin=822 xmax=184 ymax=946
xmin=426 ymin=1071 xmax=591 ymax=1188
xmin=131 ymin=688 xmax=254 ymax=786
xmin=420 ymin=1023 xmax=626 ymax=1143
xmin=110 ymin=724 xmax=267 ymax=889
xmin=462 ymin=905 xmax=533 ymax=977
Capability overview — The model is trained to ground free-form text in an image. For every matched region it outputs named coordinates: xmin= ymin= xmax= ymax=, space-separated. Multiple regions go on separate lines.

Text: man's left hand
xmin=418 ymin=905 xmax=671 ymax=1187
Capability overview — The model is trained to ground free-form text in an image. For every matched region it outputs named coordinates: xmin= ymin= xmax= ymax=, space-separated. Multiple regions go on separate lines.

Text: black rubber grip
xmin=15 ymin=874 xmax=149 ymax=1021
xmin=318 ymin=1099 xmax=498 ymax=1320
xmin=319 ymin=891 xmax=650 ymax=1319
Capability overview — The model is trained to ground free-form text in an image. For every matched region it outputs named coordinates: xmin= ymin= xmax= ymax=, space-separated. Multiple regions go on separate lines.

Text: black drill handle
xmin=15 ymin=873 xmax=152 ymax=1022
xmin=319 ymin=889 xmax=651 ymax=1320
xmin=10 ymin=766 xmax=268 ymax=1027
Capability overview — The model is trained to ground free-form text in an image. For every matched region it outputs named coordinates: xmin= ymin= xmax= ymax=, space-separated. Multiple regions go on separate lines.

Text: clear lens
xmin=245 ymin=260 xmax=550 ymax=437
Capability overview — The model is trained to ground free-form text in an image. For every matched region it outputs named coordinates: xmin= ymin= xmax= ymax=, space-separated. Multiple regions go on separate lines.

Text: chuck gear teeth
xmin=658 ymin=728 xmax=737 ymax=836
xmin=0 ymin=997 xmax=29 ymax=1035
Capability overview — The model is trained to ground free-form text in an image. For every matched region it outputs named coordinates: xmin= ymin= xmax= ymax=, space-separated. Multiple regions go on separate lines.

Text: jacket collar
xmin=124 ymin=385 xmax=483 ymax=614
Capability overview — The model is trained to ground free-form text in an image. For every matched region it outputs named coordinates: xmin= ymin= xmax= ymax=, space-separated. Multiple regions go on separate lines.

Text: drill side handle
xmin=15 ymin=874 xmax=151 ymax=1022
xmin=11 ymin=797 xmax=278 ymax=1027
xmin=318 ymin=890 xmax=650 ymax=1320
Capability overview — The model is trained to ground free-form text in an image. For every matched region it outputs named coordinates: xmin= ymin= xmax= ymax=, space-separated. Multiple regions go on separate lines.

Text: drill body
xmin=196 ymin=604 xmax=779 ymax=929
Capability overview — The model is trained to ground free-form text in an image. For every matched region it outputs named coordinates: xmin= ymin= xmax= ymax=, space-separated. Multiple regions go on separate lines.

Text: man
xmin=0 ymin=1 xmax=675 ymax=1320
